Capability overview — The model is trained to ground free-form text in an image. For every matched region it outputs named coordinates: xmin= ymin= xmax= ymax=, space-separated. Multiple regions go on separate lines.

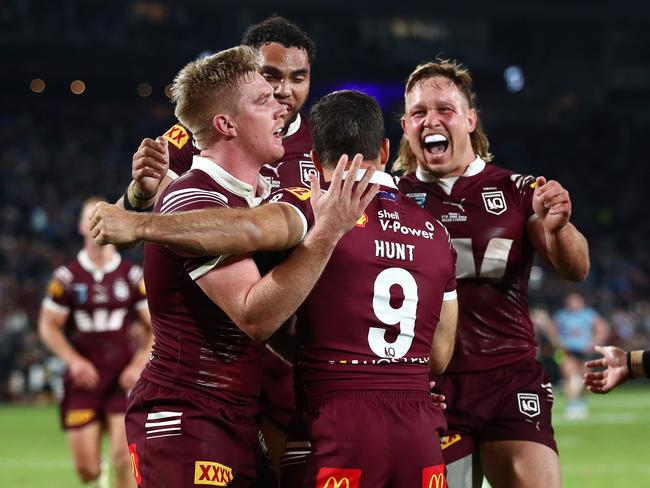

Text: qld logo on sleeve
xmin=422 ymin=464 xmax=446 ymax=488
xmin=481 ymin=190 xmax=507 ymax=215
xmin=317 ymin=467 xmax=361 ymax=488
xmin=517 ymin=393 xmax=541 ymax=418
xmin=193 ymin=461 xmax=233 ymax=486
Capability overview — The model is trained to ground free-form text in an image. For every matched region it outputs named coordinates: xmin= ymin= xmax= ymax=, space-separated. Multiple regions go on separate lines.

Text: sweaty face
xmin=259 ymin=42 xmax=310 ymax=128
xmin=401 ymin=76 xmax=477 ymax=178
xmin=234 ymin=72 xmax=287 ymax=164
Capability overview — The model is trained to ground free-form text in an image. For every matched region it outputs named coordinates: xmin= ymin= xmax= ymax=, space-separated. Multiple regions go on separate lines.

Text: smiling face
xmin=232 ymin=71 xmax=287 ymax=164
xmin=258 ymin=42 xmax=310 ymax=128
xmin=401 ymin=75 xmax=477 ymax=178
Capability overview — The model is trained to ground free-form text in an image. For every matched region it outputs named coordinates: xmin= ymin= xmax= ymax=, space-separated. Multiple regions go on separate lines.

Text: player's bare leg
xmin=67 ymin=421 xmax=103 ymax=484
xmin=480 ymin=440 xmax=561 ymax=488
xmin=446 ymin=452 xmax=484 ymax=488
xmin=107 ymin=413 xmax=136 ymax=488
xmin=561 ymin=355 xmax=587 ymax=419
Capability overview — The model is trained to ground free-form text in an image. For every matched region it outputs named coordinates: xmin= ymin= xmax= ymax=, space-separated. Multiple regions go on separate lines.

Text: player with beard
xmin=38 ymin=197 xmax=153 ymax=488
xmin=120 ymin=46 xmax=377 ymax=487
xmin=394 ymin=59 xmax=589 ymax=488
xmin=125 ymin=15 xmax=317 ymax=210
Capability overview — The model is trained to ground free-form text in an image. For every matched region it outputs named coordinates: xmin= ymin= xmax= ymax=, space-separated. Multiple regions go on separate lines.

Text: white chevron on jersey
xmin=161 ymin=188 xmax=228 ymax=214
xmin=510 ymin=173 xmax=536 ymax=193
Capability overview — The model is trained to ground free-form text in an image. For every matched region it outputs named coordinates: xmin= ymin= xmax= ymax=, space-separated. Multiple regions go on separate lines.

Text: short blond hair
xmin=393 ymin=58 xmax=493 ymax=174
xmin=172 ymin=45 xmax=260 ymax=150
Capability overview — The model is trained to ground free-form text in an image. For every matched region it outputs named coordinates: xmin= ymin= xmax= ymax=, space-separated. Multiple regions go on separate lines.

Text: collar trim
xmin=191 ymin=156 xmax=271 ymax=202
xmin=283 ymin=113 xmax=301 ymax=138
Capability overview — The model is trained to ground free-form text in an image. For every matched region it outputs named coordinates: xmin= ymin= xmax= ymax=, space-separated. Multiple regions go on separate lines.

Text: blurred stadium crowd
xmin=2 ymin=0 xmax=649 ymax=401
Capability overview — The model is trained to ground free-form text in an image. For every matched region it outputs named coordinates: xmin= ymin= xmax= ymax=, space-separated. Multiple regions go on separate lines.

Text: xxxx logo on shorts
xmin=164 ymin=124 xmax=190 ymax=149
xmin=128 ymin=444 xmax=142 ymax=486
xmin=193 ymin=461 xmax=233 ymax=486
xmin=65 ymin=409 xmax=95 ymax=427
xmin=316 ymin=467 xmax=361 ymax=488
xmin=422 ymin=464 xmax=446 ymax=488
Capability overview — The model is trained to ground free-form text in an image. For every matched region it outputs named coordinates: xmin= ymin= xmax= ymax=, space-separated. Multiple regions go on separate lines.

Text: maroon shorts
xmin=59 ymin=369 xmax=127 ymax=430
xmin=304 ymin=390 xmax=448 ymax=488
xmin=125 ymin=379 xmax=259 ymax=488
xmin=435 ymin=358 xmax=557 ymax=464
xmin=259 ymin=348 xmax=295 ymax=431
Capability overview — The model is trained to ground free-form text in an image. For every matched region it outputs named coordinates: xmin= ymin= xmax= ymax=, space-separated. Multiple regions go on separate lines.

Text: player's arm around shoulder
xmin=526 ymin=176 xmax=589 ymax=281
xmin=195 ymin=154 xmax=379 ymax=342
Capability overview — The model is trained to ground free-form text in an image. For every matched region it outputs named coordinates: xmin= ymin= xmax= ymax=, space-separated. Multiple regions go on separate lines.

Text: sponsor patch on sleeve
xmin=47 ymin=279 xmax=65 ymax=299
xmin=163 ymin=124 xmax=190 ymax=149
xmin=285 ymin=187 xmax=312 ymax=201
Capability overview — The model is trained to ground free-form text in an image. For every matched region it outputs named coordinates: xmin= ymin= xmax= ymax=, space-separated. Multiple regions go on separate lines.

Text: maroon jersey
xmin=164 ymin=114 xmax=317 ymax=189
xmin=270 ymin=171 xmax=457 ymax=396
xmin=42 ymin=250 xmax=147 ymax=370
xmin=397 ymin=157 xmax=538 ymax=373
xmin=142 ymin=156 xmax=271 ymax=404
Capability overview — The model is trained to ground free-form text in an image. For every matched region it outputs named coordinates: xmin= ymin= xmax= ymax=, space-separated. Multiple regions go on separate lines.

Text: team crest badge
xmin=299 ymin=160 xmax=319 ymax=186
xmin=517 ymin=393 xmax=541 ymax=418
xmin=406 ymin=192 xmax=427 ymax=208
xmin=482 ymin=190 xmax=507 ymax=215
xmin=113 ymin=279 xmax=130 ymax=301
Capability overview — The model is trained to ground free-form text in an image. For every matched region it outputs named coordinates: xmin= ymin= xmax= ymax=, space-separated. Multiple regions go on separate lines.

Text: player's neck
xmin=199 ymin=146 xmax=261 ymax=191
xmin=322 ymin=160 xmax=382 ymax=182
xmin=83 ymin=240 xmax=115 ymax=268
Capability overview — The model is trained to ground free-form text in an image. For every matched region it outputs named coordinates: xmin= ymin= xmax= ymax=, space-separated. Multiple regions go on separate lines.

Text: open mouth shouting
xmin=423 ymin=133 xmax=449 ymax=157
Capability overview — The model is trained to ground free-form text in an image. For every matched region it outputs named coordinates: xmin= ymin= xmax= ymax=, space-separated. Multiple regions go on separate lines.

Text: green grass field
xmin=1 ymin=386 xmax=649 ymax=487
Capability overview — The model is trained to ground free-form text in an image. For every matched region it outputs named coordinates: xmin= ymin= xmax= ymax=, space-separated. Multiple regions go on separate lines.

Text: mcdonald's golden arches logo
xmin=422 ymin=464 xmax=446 ymax=488
xmin=316 ymin=467 xmax=361 ymax=488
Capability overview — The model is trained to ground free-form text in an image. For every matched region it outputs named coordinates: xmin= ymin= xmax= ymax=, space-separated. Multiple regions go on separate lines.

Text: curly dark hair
xmin=241 ymin=15 xmax=316 ymax=64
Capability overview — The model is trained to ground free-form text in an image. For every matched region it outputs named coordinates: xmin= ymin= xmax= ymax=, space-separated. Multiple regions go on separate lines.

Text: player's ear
xmin=311 ymin=150 xmax=324 ymax=174
xmin=467 ymin=108 xmax=477 ymax=133
xmin=213 ymin=114 xmax=236 ymax=138
xmin=379 ymin=138 xmax=390 ymax=170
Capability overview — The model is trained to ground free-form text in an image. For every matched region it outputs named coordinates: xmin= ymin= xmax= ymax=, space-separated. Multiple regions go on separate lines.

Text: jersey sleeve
xmin=252 ymin=187 xmax=316 ymax=276
xmin=42 ymin=265 xmax=74 ymax=313
xmin=158 ymin=185 xmax=231 ymax=280
xmin=510 ymin=173 xmax=537 ymax=222
xmin=266 ymin=186 xmax=315 ymax=238
xmin=163 ymin=123 xmax=197 ymax=180
xmin=127 ymin=263 xmax=148 ymax=311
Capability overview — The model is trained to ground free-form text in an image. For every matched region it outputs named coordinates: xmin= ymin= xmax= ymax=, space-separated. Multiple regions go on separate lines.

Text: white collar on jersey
xmin=191 ymin=155 xmax=271 ymax=204
xmin=283 ymin=113 xmax=302 ymax=138
xmin=78 ymin=249 xmax=121 ymax=282
xmin=342 ymin=169 xmax=398 ymax=189
xmin=415 ymin=156 xmax=486 ymax=195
